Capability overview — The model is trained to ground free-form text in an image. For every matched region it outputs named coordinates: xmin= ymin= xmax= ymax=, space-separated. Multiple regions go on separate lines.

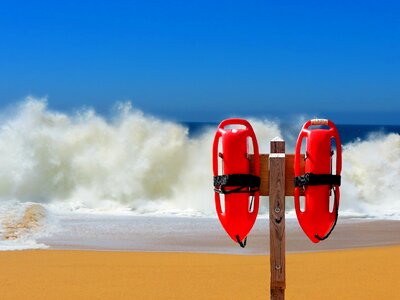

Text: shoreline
xmin=37 ymin=217 xmax=400 ymax=254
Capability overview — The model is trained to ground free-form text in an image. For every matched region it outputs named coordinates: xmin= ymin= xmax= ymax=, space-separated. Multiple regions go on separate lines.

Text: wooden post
xmin=269 ymin=138 xmax=286 ymax=300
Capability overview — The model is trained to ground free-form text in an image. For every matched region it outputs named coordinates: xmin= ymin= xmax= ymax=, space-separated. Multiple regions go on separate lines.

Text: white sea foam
xmin=0 ymin=97 xmax=399 ymax=250
xmin=340 ymin=132 xmax=400 ymax=218
xmin=0 ymin=98 xmax=282 ymax=215
xmin=0 ymin=201 xmax=53 ymax=250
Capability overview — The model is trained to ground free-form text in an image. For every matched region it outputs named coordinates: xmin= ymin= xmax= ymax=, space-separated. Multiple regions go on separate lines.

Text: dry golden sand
xmin=0 ymin=246 xmax=399 ymax=300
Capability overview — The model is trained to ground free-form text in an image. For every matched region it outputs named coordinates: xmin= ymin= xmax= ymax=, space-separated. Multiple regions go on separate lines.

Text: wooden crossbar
xmin=249 ymin=154 xmax=305 ymax=196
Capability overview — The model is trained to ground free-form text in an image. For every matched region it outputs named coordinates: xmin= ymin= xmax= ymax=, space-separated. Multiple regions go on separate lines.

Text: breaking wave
xmin=341 ymin=133 xmax=400 ymax=218
xmin=0 ymin=98 xmax=282 ymax=215
xmin=0 ymin=97 xmax=399 ymax=233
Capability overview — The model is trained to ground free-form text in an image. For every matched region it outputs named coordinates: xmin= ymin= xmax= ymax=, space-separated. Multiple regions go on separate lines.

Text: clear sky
xmin=1 ymin=0 xmax=399 ymax=124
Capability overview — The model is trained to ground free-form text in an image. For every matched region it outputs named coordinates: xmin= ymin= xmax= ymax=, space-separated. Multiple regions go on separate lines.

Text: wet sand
xmin=39 ymin=216 xmax=400 ymax=254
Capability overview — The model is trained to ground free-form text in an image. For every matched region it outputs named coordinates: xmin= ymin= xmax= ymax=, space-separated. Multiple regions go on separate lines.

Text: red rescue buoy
xmin=212 ymin=119 xmax=260 ymax=247
xmin=294 ymin=119 xmax=342 ymax=243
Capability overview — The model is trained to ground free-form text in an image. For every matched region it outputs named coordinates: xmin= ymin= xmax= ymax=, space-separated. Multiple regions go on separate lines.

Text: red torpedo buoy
xmin=212 ymin=119 xmax=260 ymax=247
xmin=294 ymin=119 xmax=342 ymax=243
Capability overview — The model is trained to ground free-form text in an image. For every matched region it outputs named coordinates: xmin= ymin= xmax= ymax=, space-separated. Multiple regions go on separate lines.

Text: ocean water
xmin=0 ymin=98 xmax=399 ymax=250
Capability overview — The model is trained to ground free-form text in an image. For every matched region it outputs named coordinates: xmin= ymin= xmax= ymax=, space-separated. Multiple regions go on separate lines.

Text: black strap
xmin=294 ymin=173 xmax=341 ymax=188
xmin=214 ymin=174 xmax=260 ymax=194
xmin=236 ymin=235 xmax=247 ymax=248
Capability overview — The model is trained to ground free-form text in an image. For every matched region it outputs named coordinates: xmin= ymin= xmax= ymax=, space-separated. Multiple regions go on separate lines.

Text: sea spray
xmin=0 ymin=99 xmax=189 ymax=209
xmin=0 ymin=97 xmax=398 ymax=220
xmin=341 ymin=132 xmax=400 ymax=217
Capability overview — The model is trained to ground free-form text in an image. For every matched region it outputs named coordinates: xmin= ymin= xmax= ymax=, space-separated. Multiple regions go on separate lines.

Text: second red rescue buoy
xmin=294 ymin=119 xmax=342 ymax=243
xmin=212 ymin=119 xmax=260 ymax=247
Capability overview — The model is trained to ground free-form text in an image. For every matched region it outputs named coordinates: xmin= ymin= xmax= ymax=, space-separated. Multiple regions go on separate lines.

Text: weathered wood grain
xmin=269 ymin=139 xmax=286 ymax=300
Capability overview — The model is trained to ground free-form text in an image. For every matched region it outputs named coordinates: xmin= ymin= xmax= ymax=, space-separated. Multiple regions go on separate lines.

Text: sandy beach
xmin=0 ymin=217 xmax=398 ymax=299
xmin=0 ymin=246 xmax=399 ymax=300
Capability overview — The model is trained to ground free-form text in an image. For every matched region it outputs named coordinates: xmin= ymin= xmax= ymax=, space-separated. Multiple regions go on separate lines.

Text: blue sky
xmin=1 ymin=0 xmax=399 ymax=124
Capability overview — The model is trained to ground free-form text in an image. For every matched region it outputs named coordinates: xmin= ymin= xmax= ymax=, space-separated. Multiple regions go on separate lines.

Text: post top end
xmin=271 ymin=136 xmax=284 ymax=142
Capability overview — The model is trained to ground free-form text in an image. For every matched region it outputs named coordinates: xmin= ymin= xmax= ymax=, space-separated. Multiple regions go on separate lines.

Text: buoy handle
xmin=310 ymin=119 xmax=329 ymax=126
